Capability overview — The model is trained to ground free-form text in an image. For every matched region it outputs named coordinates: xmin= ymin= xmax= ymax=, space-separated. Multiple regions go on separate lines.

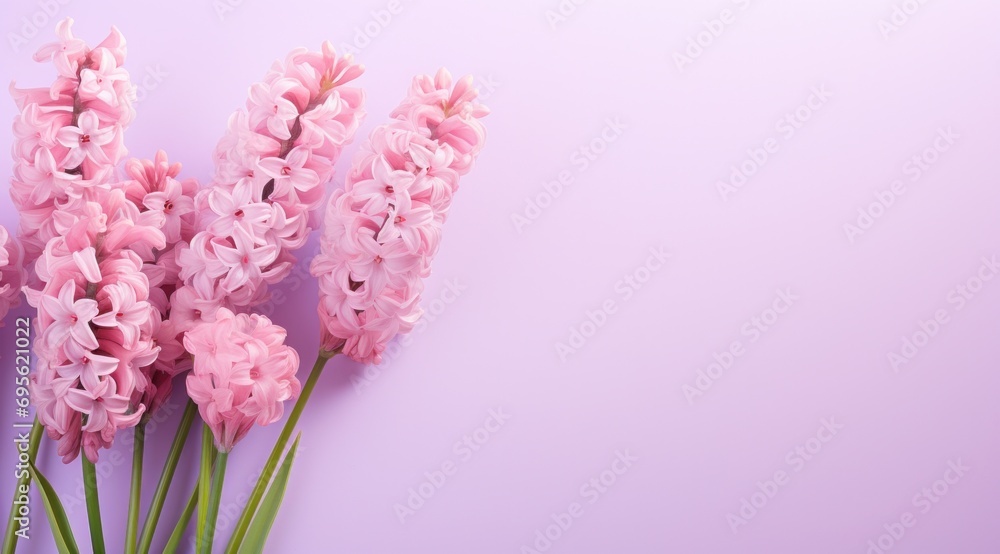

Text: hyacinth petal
xmin=72 ymin=247 xmax=102 ymax=283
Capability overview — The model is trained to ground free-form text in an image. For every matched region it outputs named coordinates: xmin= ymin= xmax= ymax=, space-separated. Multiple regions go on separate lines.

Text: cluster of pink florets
xmin=176 ymin=42 xmax=365 ymax=319
xmin=184 ymin=308 xmax=300 ymax=452
xmin=120 ymin=151 xmax=201 ymax=412
xmin=9 ymin=19 xmax=133 ymax=264
xmin=311 ymin=69 xmax=488 ymax=364
xmin=27 ymin=189 xmax=163 ymax=463
xmin=8 ymin=18 xmax=490 ymax=461
xmin=9 ymin=21 xmax=203 ymax=462
xmin=0 ymin=227 xmax=25 ymax=321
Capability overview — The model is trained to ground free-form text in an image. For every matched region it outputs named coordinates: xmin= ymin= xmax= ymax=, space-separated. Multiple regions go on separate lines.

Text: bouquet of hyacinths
xmin=2 ymin=19 xmax=487 ymax=554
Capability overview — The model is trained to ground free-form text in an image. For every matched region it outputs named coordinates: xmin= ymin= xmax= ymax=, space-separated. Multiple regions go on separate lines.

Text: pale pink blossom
xmin=311 ymin=69 xmax=488 ymax=364
xmin=257 ymin=146 xmax=321 ymax=203
xmin=177 ymin=42 xmax=364 ymax=319
xmin=39 ymin=280 xmax=100 ymax=350
xmin=184 ymin=308 xmax=300 ymax=452
xmin=0 ymin=227 xmax=25 ymax=322
xmin=10 ymin=18 xmax=135 ymax=264
xmin=141 ymin=177 xmax=195 ymax=244
xmin=56 ymin=110 xmax=114 ymax=167
xmin=92 ymin=282 xmax=151 ymax=348
xmin=248 ymin=79 xmax=300 ymax=140
xmin=117 ymin=150 xmax=201 ymax=400
xmin=28 ymin=188 xmax=163 ymax=463
xmin=214 ymin=226 xmax=278 ymax=292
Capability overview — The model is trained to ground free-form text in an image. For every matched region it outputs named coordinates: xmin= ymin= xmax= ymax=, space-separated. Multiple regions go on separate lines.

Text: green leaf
xmin=27 ymin=462 xmax=79 ymax=554
xmin=240 ymin=434 xmax=301 ymax=554
xmin=226 ymin=353 xmax=333 ymax=553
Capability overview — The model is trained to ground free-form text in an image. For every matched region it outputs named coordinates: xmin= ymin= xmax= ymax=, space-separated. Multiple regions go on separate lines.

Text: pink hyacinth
xmin=27 ymin=188 xmax=164 ymax=463
xmin=176 ymin=42 xmax=365 ymax=319
xmin=0 ymin=226 xmax=25 ymax=322
xmin=9 ymin=18 xmax=134 ymax=264
xmin=120 ymin=150 xmax=201 ymax=414
xmin=311 ymin=69 xmax=488 ymax=364
xmin=184 ymin=308 xmax=300 ymax=452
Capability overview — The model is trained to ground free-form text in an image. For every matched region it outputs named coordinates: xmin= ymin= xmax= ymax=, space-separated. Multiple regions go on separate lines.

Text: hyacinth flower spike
xmin=224 ymin=68 xmax=488 ymax=553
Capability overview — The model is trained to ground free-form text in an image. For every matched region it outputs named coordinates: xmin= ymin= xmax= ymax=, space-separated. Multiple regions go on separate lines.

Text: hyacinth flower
xmin=175 ymin=42 xmax=365 ymax=318
xmin=9 ymin=18 xmax=134 ymax=267
xmin=21 ymin=186 xmax=165 ymax=552
xmin=5 ymin=19 xmax=200 ymax=554
xmin=27 ymin=190 xmax=164 ymax=464
xmin=180 ymin=308 xmax=300 ymax=552
xmin=0 ymin=227 xmax=25 ymax=321
xmin=120 ymin=151 xmax=200 ymax=413
xmin=136 ymin=43 xmax=363 ymax=554
xmin=117 ymin=151 xmax=203 ymax=554
xmin=3 ymin=19 xmax=140 ymax=554
xmin=224 ymin=69 xmax=488 ymax=552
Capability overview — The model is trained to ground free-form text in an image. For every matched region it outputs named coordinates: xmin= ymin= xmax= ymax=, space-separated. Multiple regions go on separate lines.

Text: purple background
xmin=2 ymin=0 xmax=1000 ymax=552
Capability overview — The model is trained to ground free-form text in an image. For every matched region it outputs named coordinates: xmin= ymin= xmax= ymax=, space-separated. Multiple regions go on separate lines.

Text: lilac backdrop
xmin=2 ymin=0 xmax=1000 ymax=552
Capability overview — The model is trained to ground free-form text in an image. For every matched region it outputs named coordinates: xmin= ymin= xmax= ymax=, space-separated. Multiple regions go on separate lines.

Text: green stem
xmin=82 ymin=455 xmax=106 ymax=553
xmin=162 ymin=482 xmax=198 ymax=554
xmin=2 ymin=419 xmax=42 ymax=554
xmin=200 ymin=452 xmax=228 ymax=554
xmin=196 ymin=425 xmax=213 ymax=552
xmin=124 ymin=423 xmax=145 ymax=554
xmin=225 ymin=351 xmax=335 ymax=553
xmin=137 ymin=400 xmax=197 ymax=554
xmin=162 ymin=449 xmax=216 ymax=554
